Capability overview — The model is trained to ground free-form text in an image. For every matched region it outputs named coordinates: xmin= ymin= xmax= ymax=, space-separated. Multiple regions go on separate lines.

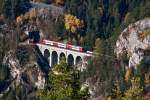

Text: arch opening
xmin=67 ymin=54 xmax=74 ymax=66
xmin=44 ymin=49 xmax=50 ymax=64
xmin=59 ymin=53 xmax=66 ymax=63
xmin=76 ymin=56 xmax=82 ymax=65
xmin=51 ymin=51 xmax=58 ymax=66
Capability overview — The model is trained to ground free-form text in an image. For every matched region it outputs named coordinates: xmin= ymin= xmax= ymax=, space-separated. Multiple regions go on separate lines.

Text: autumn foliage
xmin=55 ymin=0 xmax=65 ymax=5
xmin=64 ymin=14 xmax=84 ymax=33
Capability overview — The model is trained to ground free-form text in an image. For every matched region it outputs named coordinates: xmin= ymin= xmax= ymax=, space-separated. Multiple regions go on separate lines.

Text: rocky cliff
xmin=115 ymin=18 xmax=150 ymax=68
xmin=0 ymin=44 xmax=49 ymax=98
xmin=18 ymin=2 xmax=64 ymax=43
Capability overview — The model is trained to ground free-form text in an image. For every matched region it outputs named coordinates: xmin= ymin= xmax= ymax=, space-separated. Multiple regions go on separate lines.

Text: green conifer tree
xmin=37 ymin=60 xmax=87 ymax=100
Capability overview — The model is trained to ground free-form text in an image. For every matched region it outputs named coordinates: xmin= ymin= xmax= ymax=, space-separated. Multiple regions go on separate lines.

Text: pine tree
xmin=2 ymin=0 xmax=31 ymax=19
xmin=112 ymin=81 xmax=123 ymax=100
xmin=37 ymin=60 xmax=87 ymax=100
xmin=0 ymin=0 xmax=4 ymax=14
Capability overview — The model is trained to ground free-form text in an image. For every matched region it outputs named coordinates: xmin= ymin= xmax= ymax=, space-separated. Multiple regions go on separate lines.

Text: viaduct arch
xmin=37 ymin=44 xmax=92 ymax=67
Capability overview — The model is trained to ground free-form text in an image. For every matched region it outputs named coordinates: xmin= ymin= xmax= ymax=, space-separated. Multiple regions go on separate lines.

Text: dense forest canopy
xmin=0 ymin=0 xmax=150 ymax=100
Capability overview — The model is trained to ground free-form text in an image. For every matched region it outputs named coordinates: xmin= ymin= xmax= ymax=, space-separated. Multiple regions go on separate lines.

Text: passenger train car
xmin=41 ymin=39 xmax=88 ymax=53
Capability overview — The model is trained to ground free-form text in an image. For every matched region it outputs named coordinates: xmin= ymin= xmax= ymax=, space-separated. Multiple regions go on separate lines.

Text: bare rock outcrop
xmin=1 ymin=45 xmax=49 ymax=96
xmin=115 ymin=18 xmax=150 ymax=68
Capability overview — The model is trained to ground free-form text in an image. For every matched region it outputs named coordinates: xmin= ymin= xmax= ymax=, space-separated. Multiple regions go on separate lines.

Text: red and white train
xmin=41 ymin=39 xmax=85 ymax=52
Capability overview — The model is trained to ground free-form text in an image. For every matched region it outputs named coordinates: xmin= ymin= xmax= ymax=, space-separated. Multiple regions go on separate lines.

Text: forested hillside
xmin=0 ymin=0 xmax=150 ymax=100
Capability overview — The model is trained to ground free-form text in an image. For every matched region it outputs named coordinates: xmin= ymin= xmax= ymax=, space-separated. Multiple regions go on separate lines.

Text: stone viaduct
xmin=37 ymin=43 xmax=92 ymax=67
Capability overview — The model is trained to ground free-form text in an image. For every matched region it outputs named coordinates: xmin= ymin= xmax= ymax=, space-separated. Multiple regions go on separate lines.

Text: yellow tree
xmin=124 ymin=77 xmax=143 ymax=100
xmin=64 ymin=14 xmax=83 ymax=33
xmin=64 ymin=14 xmax=84 ymax=44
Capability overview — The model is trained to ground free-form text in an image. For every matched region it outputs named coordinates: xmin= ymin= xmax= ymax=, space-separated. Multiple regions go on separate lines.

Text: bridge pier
xmin=49 ymin=54 xmax=52 ymax=67
xmin=57 ymin=52 xmax=60 ymax=64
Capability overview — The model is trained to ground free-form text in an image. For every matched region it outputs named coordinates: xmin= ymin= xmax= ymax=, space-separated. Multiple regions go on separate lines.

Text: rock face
xmin=1 ymin=45 xmax=49 ymax=96
xmin=31 ymin=2 xmax=64 ymax=18
xmin=18 ymin=2 xmax=64 ymax=43
xmin=115 ymin=18 xmax=150 ymax=68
